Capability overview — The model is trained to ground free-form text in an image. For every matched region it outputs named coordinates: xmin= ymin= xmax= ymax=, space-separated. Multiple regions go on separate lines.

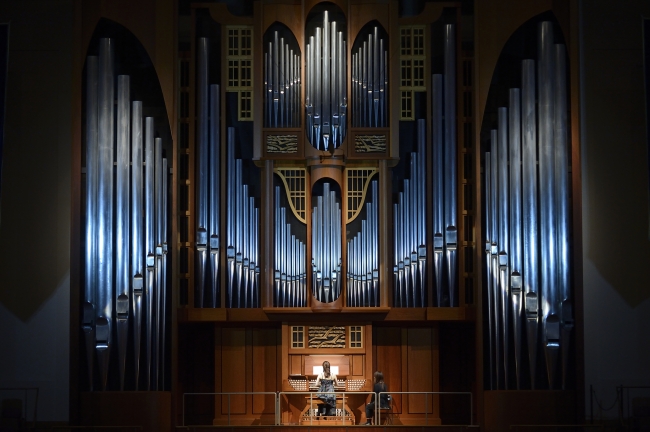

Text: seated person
xmin=364 ymin=371 xmax=389 ymax=425
xmin=315 ymin=360 xmax=338 ymax=416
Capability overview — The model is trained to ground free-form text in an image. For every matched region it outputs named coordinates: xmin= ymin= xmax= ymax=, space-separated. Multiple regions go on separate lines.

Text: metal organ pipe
xmin=305 ymin=10 xmax=347 ymax=150
xmin=393 ymin=121 xmax=427 ymax=307
xmin=347 ymin=180 xmax=379 ymax=307
xmin=226 ymin=127 xmax=259 ymax=308
xmin=497 ymin=107 xmax=509 ymax=389
xmin=83 ymin=38 xmax=170 ymax=391
xmin=209 ymin=84 xmax=220 ymax=308
xmin=131 ymin=100 xmax=144 ymax=390
xmin=144 ymin=117 xmax=155 ymax=390
xmin=116 ymin=75 xmax=131 ymax=391
xmin=311 ymin=182 xmax=341 ymax=302
xmin=521 ymin=58 xmax=539 ymax=389
xmin=443 ymin=24 xmax=458 ymax=308
xmin=509 ymin=88 xmax=523 ymax=389
xmin=96 ymin=38 xmax=114 ymax=391
xmin=555 ymin=43 xmax=573 ymax=390
xmin=196 ymin=38 xmax=209 ymax=308
xmin=482 ymin=21 xmax=572 ymax=390
xmin=538 ymin=21 xmax=560 ymax=389
xmin=432 ymin=74 xmax=444 ymax=307
xmin=351 ymin=27 xmax=387 ymax=128
xmin=83 ymin=55 xmax=98 ymax=392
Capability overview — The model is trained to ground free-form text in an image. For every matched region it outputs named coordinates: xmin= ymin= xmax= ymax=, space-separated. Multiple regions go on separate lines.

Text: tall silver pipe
xmin=161 ymin=157 xmax=168 ymax=389
xmin=131 ymin=100 xmax=144 ymax=390
xmin=521 ymin=58 xmax=539 ymax=389
xmin=379 ymin=41 xmax=385 ymax=126
xmin=279 ymin=38 xmax=285 ymax=127
xmin=490 ymin=129 xmax=501 ymax=388
xmin=484 ymin=153 xmax=494 ymax=389
xmin=210 ymin=84 xmax=220 ymax=307
xmin=314 ymin=27 xmax=321 ymax=149
xmin=322 ymin=12 xmax=330 ymax=150
xmin=443 ymin=24 xmax=458 ymax=307
xmin=497 ymin=107 xmax=509 ymax=389
xmin=508 ymin=89 xmax=523 ymax=389
xmin=538 ymin=21 xmax=560 ymax=389
xmin=235 ymin=159 xmax=243 ymax=307
xmin=226 ymin=128 xmax=235 ymax=307
xmin=144 ymin=116 xmax=155 ymax=390
xmin=242 ymin=184 xmax=250 ymax=307
xmin=274 ymin=186 xmax=280 ymax=306
xmin=196 ymin=37 xmax=209 ymax=308
xmin=153 ymin=136 xmax=163 ymax=390
xmin=273 ymin=32 xmax=279 ymax=127
xmin=96 ymin=38 xmax=114 ymax=391
xmin=432 ymin=74 xmax=444 ymax=306
xmin=555 ymin=43 xmax=573 ymax=390
xmin=83 ymin=55 xmax=98 ymax=391
xmin=417 ymin=120 xmax=427 ymax=306
xmin=116 ymin=75 xmax=131 ymax=391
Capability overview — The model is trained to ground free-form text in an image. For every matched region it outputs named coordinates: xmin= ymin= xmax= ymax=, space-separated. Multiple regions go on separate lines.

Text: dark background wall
xmin=0 ymin=0 xmax=73 ymax=422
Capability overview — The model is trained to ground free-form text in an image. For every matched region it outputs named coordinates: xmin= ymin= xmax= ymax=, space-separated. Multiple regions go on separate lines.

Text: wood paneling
xmin=407 ymin=328 xmax=433 ymax=414
xmin=290 ymin=355 xmax=303 ymax=375
xmin=221 ymin=328 xmax=247 ymax=414
xmin=352 ymin=354 xmax=364 ymax=376
xmin=253 ymin=328 xmax=278 ymax=414
xmin=375 ymin=327 xmax=402 ymax=414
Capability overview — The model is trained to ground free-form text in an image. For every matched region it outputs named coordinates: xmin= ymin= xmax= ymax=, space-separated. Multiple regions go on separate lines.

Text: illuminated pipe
xmin=274 ymin=187 xmax=280 ymax=306
xmin=497 ymin=107 xmax=510 ymax=389
xmin=281 ymin=207 xmax=287 ymax=306
xmin=490 ymin=129 xmax=501 ymax=388
xmin=484 ymin=153 xmax=494 ymax=389
xmin=116 ymin=75 xmax=130 ymax=391
xmin=432 ymin=74 xmax=444 ymax=307
xmin=96 ymin=38 xmax=114 ymax=391
xmin=83 ymin=55 xmax=98 ymax=391
xmin=153 ymin=137 xmax=163 ymax=390
xmin=235 ymin=159 xmax=243 ymax=307
xmin=242 ymin=184 xmax=250 ymax=307
xmin=555 ymin=43 xmax=573 ymax=390
xmin=417 ymin=120 xmax=427 ymax=306
xmin=273 ymin=32 xmax=279 ymax=127
xmin=443 ymin=24 xmax=458 ymax=307
xmin=509 ymin=88 xmax=524 ymax=389
xmin=131 ymin=100 xmax=144 ymax=390
xmin=210 ymin=84 xmax=220 ymax=308
xmin=144 ymin=116 xmax=155 ymax=390
xmin=521 ymin=59 xmax=539 ymax=389
xmin=538 ymin=21 xmax=560 ymax=389
xmin=196 ymin=37 xmax=209 ymax=308
xmin=409 ymin=153 xmax=418 ymax=306
xmin=314 ymin=27 xmax=321 ymax=150
xmin=226 ymin=128 xmax=235 ymax=307
xmin=161 ymin=157 xmax=168 ymax=389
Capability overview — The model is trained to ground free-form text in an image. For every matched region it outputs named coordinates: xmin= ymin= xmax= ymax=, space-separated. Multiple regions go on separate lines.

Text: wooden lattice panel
xmin=274 ymin=168 xmax=307 ymax=224
xmin=346 ymin=168 xmax=378 ymax=223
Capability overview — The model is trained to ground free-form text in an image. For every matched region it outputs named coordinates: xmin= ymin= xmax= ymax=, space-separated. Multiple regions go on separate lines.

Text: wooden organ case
xmin=175 ymin=0 xmax=477 ymax=427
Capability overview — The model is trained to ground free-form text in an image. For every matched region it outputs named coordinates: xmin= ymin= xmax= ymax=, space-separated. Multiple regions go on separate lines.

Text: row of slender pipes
xmin=274 ymin=186 xmax=308 ymax=307
xmin=351 ymin=27 xmax=388 ymax=128
xmin=195 ymin=38 xmax=221 ymax=308
xmin=305 ymin=10 xmax=347 ymax=151
xmin=484 ymin=21 xmax=572 ymax=390
xmin=311 ymin=182 xmax=342 ymax=302
xmin=347 ymin=180 xmax=380 ymax=307
xmin=265 ymin=31 xmax=301 ymax=128
xmin=393 ymin=120 xmax=427 ymax=307
xmin=84 ymin=38 xmax=169 ymax=391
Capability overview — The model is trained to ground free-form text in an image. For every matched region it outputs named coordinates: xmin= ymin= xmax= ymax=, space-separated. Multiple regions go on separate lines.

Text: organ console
xmin=281 ymin=355 xmax=372 ymax=425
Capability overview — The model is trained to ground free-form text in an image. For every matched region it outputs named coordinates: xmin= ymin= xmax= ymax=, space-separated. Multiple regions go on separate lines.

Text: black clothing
xmin=365 ymin=382 xmax=389 ymax=423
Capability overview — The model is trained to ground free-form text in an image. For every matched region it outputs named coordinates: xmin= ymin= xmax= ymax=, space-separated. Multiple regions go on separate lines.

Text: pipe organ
xmin=77 ymin=2 xmax=580 ymax=429
xmin=482 ymin=21 xmax=574 ymax=390
xmin=305 ymin=10 xmax=347 ymax=151
xmin=83 ymin=36 xmax=171 ymax=391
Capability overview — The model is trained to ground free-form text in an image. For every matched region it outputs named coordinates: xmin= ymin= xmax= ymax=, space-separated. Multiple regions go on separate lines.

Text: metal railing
xmin=510 ymin=426 xmax=604 ymax=431
xmin=277 ymin=390 xmax=373 ymax=426
xmin=377 ymin=391 xmax=474 ymax=426
xmin=182 ymin=390 xmax=475 ymax=427
xmin=0 ymin=387 xmax=39 ymax=429
xmin=182 ymin=392 xmax=278 ymax=426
